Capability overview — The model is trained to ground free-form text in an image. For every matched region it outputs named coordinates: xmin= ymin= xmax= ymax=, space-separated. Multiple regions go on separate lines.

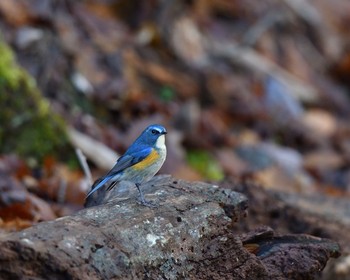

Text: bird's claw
xmin=137 ymin=197 xmax=158 ymax=208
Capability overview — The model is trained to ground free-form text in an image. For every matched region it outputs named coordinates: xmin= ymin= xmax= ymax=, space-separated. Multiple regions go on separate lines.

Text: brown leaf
xmin=216 ymin=149 xmax=248 ymax=177
xmin=0 ymin=1 xmax=31 ymax=26
xmin=38 ymin=164 xmax=86 ymax=205
xmin=302 ymin=109 xmax=337 ymax=138
xmin=304 ymin=149 xmax=344 ymax=172
xmin=0 ymin=193 xmax=55 ymax=222
xmin=254 ymin=166 xmax=317 ymax=194
xmin=0 ymin=217 xmax=33 ymax=231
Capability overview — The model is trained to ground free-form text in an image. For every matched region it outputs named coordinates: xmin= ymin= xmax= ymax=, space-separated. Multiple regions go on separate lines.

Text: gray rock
xmin=0 ymin=176 xmax=339 ymax=279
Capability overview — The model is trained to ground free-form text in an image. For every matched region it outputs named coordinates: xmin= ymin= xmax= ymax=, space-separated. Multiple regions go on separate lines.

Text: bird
xmin=85 ymin=124 xmax=167 ymax=207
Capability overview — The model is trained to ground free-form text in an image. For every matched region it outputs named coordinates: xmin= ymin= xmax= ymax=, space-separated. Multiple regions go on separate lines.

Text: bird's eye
xmin=151 ymin=129 xmax=158 ymax=134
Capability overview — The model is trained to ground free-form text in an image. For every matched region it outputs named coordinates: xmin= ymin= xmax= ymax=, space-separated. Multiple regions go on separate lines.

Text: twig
xmin=208 ymin=40 xmax=318 ymax=103
xmin=67 ymin=127 xmax=118 ymax=170
xmin=75 ymin=148 xmax=93 ymax=186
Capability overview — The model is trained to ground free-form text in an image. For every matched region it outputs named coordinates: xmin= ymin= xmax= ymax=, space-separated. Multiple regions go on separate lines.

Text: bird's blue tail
xmin=86 ymin=175 xmax=112 ymax=198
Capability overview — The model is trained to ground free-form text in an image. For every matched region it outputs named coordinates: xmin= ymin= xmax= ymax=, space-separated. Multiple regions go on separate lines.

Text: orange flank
xmin=132 ymin=149 xmax=159 ymax=170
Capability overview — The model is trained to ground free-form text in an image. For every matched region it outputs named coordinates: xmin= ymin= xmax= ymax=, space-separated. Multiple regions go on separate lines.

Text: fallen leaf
xmin=304 ymin=149 xmax=344 ymax=172
xmin=302 ymin=109 xmax=337 ymax=138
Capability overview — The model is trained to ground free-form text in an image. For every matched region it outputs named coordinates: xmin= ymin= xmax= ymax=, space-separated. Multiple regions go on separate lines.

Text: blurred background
xmin=1 ymin=0 xmax=350 ymax=277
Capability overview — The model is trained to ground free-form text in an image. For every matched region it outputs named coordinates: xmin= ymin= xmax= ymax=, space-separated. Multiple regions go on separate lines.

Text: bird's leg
xmin=135 ymin=183 xmax=157 ymax=208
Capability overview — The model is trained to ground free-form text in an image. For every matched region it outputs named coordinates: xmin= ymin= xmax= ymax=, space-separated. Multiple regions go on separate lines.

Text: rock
xmin=241 ymin=226 xmax=340 ymax=279
xmin=228 ymin=180 xmax=344 ymax=279
xmin=0 ymin=176 xmax=339 ymax=279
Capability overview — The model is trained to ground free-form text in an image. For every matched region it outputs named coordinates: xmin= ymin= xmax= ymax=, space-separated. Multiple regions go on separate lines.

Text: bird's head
xmin=138 ymin=124 xmax=167 ymax=148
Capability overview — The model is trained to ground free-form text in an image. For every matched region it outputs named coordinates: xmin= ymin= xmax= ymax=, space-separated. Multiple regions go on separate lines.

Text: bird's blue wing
xmin=106 ymin=146 xmax=152 ymax=175
xmin=86 ymin=146 xmax=152 ymax=197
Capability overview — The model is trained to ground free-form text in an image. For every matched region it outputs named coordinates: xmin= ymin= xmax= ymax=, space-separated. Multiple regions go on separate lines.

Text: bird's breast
xmin=131 ymin=134 xmax=167 ymax=173
xmin=132 ymin=149 xmax=160 ymax=170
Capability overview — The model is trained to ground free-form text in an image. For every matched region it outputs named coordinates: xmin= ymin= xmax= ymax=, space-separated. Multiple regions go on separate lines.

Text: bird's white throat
xmin=155 ymin=135 xmax=166 ymax=150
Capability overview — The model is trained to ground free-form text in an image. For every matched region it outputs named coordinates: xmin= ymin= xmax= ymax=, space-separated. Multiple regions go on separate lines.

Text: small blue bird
xmin=86 ymin=124 xmax=167 ymax=206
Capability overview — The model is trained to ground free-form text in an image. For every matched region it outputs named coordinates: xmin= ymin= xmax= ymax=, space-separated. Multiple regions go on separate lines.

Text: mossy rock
xmin=0 ymin=41 xmax=68 ymax=162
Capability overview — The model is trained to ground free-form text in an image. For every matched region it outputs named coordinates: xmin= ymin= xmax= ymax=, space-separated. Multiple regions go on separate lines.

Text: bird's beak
xmin=162 ymin=131 xmax=167 ymax=135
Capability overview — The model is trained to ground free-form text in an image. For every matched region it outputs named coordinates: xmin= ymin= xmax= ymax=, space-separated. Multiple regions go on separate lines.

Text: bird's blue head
xmin=135 ymin=124 xmax=167 ymax=148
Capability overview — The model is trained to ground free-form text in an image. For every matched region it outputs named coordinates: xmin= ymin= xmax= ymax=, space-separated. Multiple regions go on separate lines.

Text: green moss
xmin=0 ymin=44 xmax=24 ymax=89
xmin=186 ymin=150 xmax=224 ymax=181
xmin=159 ymin=86 xmax=175 ymax=102
xmin=0 ymin=41 xmax=69 ymax=162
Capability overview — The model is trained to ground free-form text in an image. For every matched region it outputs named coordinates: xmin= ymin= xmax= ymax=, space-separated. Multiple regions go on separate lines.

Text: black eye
xmin=151 ymin=129 xmax=158 ymax=134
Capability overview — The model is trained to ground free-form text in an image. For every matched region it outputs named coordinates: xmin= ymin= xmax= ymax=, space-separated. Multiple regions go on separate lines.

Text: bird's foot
xmin=135 ymin=183 xmax=158 ymax=208
xmin=137 ymin=197 xmax=158 ymax=208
